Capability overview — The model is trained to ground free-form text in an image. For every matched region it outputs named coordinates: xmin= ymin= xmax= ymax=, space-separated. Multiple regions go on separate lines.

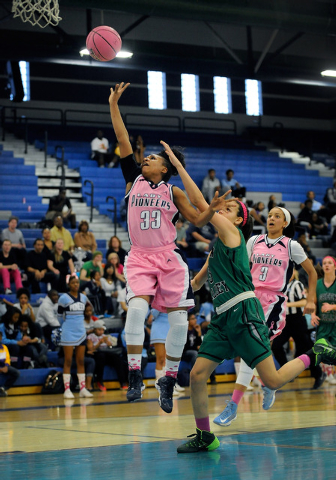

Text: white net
xmin=12 ymin=0 xmax=62 ymax=28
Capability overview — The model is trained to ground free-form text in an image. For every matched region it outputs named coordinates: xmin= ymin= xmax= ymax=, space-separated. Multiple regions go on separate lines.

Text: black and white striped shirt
xmin=286 ymin=279 xmax=306 ymax=315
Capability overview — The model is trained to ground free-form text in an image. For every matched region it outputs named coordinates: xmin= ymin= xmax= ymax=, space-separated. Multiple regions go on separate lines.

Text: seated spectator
xmin=297 ymin=233 xmax=316 ymax=265
xmin=13 ymin=288 xmax=35 ymax=322
xmin=186 ymin=222 xmax=216 ymax=255
xmin=74 ymin=220 xmax=97 ymax=261
xmin=87 ymin=319 xmax=128 ymax=391
xmin=181 ymin=312 xmax=202 ymax=370
xmin=42 ymin=228 xmax=54 ymax=254
xmin=221 ymin=169 xmax=246 ymax=199
xmin=19 ymin=315 xmax=49 ymax=368
xmin=108 ymin=140 xmax=121 ymax=168
xmin=306 ymin=190 xmax=323 ymax=212
xmin=106 ymin=236 xmax=127 ymax=266
xmin=106 ymin=252 xmax=125 ymax=283
xmin=268 ymin=194 xmax=277 ymax=212
xmin=0 ymin=239 xmax=23 ymax=294
xmin=100 ymin=263 xmax=123 ymax=316
xmin=0 ymin=329 xmax=20 ymax=396
xmin=47 ymin=238 xmax=75 ymax=293
xmin=0 ymin=307 xmax=34 ymax=368
xmin=201 ymin=169 xmax=221 ymax=203
xmin=45 ymin=188 xmax=76 ymax=229
xmin=36 ymin=289 xmax=60 ymax=348
xmin=83 ymin=303 xmax=98 ymax=334
xmin=0 ymin=216 xmax=26 ymax=269
xmin=132 ymin=134 xmax=145 ymax=165
xmin=324 ymin=179 xmax=336 ymax=220
xmin=175 ymin=216 xmax=189 ymax=252
xmin=116 ymin=287 xmax=127 ymax=320
xmin=25 ymin=238 xmax=58 ymax=293
xmin=196 ymin=292 xmax=214 ymax=333
xmin=80 ymin=251 xmax=104 ymax=283
xmin=91 ymin=129 xmax=112 ymax=167
xmin=249 ymin=202 xmax=266 ymax=228
xmin=50 ymin=215 xmax=75 ymax=252
xmin=83 ymin=271 xmax=106 ymax=316
xmin=310 ymin=212 xmax=328 ymax=238
xmin=297 ymin=199 xmax=314 ymax=234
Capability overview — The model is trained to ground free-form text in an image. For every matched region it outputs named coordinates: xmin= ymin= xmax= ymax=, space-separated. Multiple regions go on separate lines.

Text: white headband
xmin=278 ymin=207 xmax=291 ymax=226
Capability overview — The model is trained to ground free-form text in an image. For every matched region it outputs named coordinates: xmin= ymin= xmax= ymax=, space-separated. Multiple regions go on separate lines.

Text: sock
xmin=326 ymin=365 xmax=333 ymax=376
xmin=298 ymin=353 xmax=311 ymax=369
xmin=196 ymin=416 xmax=210 ymax=432
xmin=77 ymin=373 xmax=86 ymax=391
xmin=165 ymin=358 xmax=179 ymax=379
xmin=128 ymin=353 xmax=142 ymax=370
xmin=63 ymin=373 xmax=71 ymax=391
xmin=232 ymin=389 xmax=245 ymax=405
xmin=155 ymin=369 xmax=164 ymax=380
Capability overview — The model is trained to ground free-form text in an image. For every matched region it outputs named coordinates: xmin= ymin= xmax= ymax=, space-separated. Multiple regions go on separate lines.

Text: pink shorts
xmin=124 ymin=244 xmax=195 ymax=313
xmin=255 ymin=289 xmax=287 ymax=341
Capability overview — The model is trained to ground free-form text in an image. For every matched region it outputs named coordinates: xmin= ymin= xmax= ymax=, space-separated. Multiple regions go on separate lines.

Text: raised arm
xmin=109 ymin=83 xmax=133 ymax=158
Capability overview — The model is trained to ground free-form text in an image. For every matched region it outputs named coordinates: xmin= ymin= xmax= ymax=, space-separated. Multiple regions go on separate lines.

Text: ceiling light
xmin=321 ymin=70 xmax=336 ymax=77
xmin=79 ymin=48 xmax=133 ymax=58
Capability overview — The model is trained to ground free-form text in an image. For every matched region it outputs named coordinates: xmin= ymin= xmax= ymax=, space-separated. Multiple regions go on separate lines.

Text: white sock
xmin=128 ymin=353 xmax=142 ymax=371
xmin=63 ymin=374 xmax=71 ymax=391
xmin=155 ymin=369 xmax=164 ymax=380
xmin=77 ymin=373 xmax=86 ymax=391
xmin=165 ymin=358 xmax=179 ymax=379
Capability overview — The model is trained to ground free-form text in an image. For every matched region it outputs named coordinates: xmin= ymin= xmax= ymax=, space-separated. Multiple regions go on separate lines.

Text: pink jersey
xmin=126 ymin=175 xmax=179 ymax=248
xmin=250 ymin=235 xmax=293 ymax=294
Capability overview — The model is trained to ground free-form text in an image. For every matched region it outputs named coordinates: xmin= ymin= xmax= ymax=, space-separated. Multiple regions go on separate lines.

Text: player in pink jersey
xmin=109 ymin=82 xmax=227 ymax=412
xmin=214 ymin=205 xmax=318 ymax=427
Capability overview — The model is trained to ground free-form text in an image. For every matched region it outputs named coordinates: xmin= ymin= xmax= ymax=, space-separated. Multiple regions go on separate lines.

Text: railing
xmin=64 ymin=109 xmax=112 ymax=127
xmin=105 ymin=196 xmax=117 ymax=237
xmin=124 ymin=113 xmax=181 ymax=131
xmin=44 ymin=130 xmax=48 ymax=168
xmin=55 ymin=146 xmax=65 ymax=188
xmin=84 ymin=180 xmax=94 ymax=222
xmin=182 ymin=117 xmax=237 ymax=135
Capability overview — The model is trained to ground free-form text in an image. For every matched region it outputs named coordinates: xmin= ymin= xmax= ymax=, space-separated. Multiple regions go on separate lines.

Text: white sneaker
xmin=79 ymin=388 xmax=93 ymax=398
xmin=173 ymin=386 xmax=181 ymax=396
xmin=4 ymin=288 xmax=12 ymax=294
xmin=64 ymin=389 xmax=74 ymax=399
xmin=174 ymin=383 xmax=185 ymax=392
xmin=326 ymin=374 xmax=336 ymax=385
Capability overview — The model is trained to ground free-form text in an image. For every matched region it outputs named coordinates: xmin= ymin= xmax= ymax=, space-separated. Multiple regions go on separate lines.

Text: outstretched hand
xmin=160 ymin=140 xmax=181 ymax=169
xmin=209 ymin=191 xmax=236 ymax=213
xmin=109 ymin=82 xmax=130 ymax=104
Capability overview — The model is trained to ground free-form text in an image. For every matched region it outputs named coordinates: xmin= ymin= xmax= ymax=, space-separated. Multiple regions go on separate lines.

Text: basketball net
xmin=12 ymin=0 xmax=62 ymax=28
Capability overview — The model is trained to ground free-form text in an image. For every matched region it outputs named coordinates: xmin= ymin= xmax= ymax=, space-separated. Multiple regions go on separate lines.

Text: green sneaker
xmin=177 ymin=428 xmax=220 ymax=454
xmin=313 ymin=338 xmax=336 ymax=366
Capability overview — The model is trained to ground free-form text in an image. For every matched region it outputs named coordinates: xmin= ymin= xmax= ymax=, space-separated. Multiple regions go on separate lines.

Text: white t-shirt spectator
xmin=36 ymin=296 xmax=60 ymax=328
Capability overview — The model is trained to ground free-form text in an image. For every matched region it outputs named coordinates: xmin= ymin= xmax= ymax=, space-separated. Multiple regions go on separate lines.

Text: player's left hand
xmin=321 ymin=302 xmax=334 ymax=313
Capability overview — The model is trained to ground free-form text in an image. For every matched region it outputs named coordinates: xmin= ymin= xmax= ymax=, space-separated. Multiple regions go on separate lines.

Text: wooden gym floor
xmin=0 ymin=377 xmax=336 ymax=480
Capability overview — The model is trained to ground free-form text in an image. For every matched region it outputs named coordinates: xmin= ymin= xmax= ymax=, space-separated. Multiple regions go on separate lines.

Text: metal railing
xmin=55 ymin=146 xmax=66 ymax=188
xmin=182 ymin=116 xmax=237 ymax=135
xmin=84 ymin=180 xmax=94 ymax=222
xmin=105 ymin=196 xmax=117 ymax=237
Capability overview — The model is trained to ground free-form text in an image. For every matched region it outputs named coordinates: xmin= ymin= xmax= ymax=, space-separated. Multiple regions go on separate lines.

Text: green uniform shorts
xmin=198 ymin=297 xmax=272 ymax=369
xmin=316 ymin=322 xmax=336 ymax=345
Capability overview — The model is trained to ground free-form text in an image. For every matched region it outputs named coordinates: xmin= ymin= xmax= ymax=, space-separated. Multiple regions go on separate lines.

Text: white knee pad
xmin=236 ymin=358 xmax=254 ymax=387
xmin=165 ymin=310 xmax=188 ymax=358
xmin=124 ymin=297 xmax=148 ymax=345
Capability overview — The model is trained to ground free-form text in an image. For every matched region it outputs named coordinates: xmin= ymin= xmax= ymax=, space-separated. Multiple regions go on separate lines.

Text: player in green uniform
xmin=160 ymin=141 xmax=336 ymax=454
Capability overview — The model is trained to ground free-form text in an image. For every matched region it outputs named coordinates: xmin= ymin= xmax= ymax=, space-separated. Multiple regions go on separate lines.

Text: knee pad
xmin=125 ymin=297 xmax=148 ymax=345
xmin=236 ymin=358 xmax=254 ymax=387
xmin=165 ymin=310 xmax=188 ymax=358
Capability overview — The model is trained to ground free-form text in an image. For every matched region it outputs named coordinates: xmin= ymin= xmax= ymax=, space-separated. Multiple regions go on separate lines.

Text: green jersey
xmin=208 ymin=230 xmax=254 ymax=310
xmin=316 ymin=278 xmax=336 ymax=323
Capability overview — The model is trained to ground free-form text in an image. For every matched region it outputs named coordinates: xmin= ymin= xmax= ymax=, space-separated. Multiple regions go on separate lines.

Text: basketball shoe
xmin=213 ymin=400 xmax=237 ymax=427
xmin=261 ymin=386 xmax=276 ymax=410
xmin=155 ymin=375 xmax=175 ymax=413
xmin=177 ymin=428 xmax=220 ymax=453
xmin=313 ymin=338 xmax=336 ymax=366
xmin=127 ymin=369 xmax=143 ymax=402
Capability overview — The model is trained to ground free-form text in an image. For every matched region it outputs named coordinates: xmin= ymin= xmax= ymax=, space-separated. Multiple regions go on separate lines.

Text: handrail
xmin=64 ymin=109 xmax=112 ymax=126
xmin=182 ymin=116 xmax=237 ymax=135
xmin=84 ymin=180 xmax=94 ymax=223
xmin=44 ymin=130 xmax=48 ymax=169
xmin=105 ymin=196 xmax=117 ymax=237
xmin=2 ymin=105 xmax=64 ymax=125
xmin=55 ymin=146 xmax=65 ymax=188
xmin=124 ymin=113 xmax=181 ymax=131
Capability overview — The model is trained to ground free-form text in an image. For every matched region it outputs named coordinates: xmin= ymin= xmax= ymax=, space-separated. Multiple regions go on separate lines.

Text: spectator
xmin=100 ymin=263 xmax=123 ymax=316
xmin=45 ymin=188 xmax=76 ymax=229
xmin=108 ymin=140 xmax=121 ymax=168
xmin=36 ymin=289 xmax=60 ymax=348
xmin=175 ymin=216 xmax=189 ymax=252
xmin=310 ymin=212 xmax=328 ymax=238
xmin=221 ymin=169 xmax=246 ymax=199
xmin=25 ymin=238 xmax=58 ymax=293
xmin=83 ymin=303 xmax=97 ymax=334
xmin=196 ymin=292 xmax=214 ymax=333
xmin=268 ymin=195 xmax=277 ymax=212
xmin=297 ymin=234 xmax=316 ymax=265
xmin=74 ymin=220 xmax=97 ymax=260
xmin=80 ymin=251 xmax=104 ymax=283
xmin=13 ymin=288 xmax=35 ymax=322
xmin=42 ymin=228 xmax=54 ymax=254
xmin=249 ymin=201 xmax=266 ymax=228
xmin=306 ymin=190 xmax=323 ymax=212
xmin=106 ymin=236 xmax=127 ymax=266
xmin=324 ymin=179 xmax=336 ymax=219
xmin=201 ymin=169 xmax=221 ymax=203
xmin=181 ymin=312 xmax=202 ymax=369
xmin=297 ymin=199 xmax=314 ymax=234
xmin=0 ymin=329 xmax=20 ymax=396
xmin=19 ymin=315 xmax=49 ymax=368
xmin=1 ymin=216 xmax=26 ymax=269
xmin=0 ymin=307 xmax=34 ymax=368
xmin=186 ymin=222 xmax=216 ymax=255
xmin=132 ymin=135 xmax=146 ymax=165
xmin=91 ymin=129 xmax=112 ymax=167
xmin=50 ymin=215 xmax=75 ymax=252
xmin=106 ymin=252 xmax=125 ymax=283
xmin=83 ymin=270 xmax=106 ymax=316
xmin=47 ymin=238 xmax=75 ymax=293
xmin=0 ymin=239 xmax=23 ymax=294
xmin=87 ymin=319 xmax=128 ymax=391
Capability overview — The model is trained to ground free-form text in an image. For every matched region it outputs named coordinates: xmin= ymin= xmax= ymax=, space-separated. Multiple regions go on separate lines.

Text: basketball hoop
xmin=12 ymin=0 xmax=62 ymax=28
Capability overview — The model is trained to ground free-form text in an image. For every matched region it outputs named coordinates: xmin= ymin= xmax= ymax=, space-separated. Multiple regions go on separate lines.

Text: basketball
xmin=86 ymin=26 xmax=122 ymax=62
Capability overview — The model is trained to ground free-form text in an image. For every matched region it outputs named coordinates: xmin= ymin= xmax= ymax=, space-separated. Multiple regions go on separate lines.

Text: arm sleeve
xmin=120 ymin=154 xmax=142 ymax=184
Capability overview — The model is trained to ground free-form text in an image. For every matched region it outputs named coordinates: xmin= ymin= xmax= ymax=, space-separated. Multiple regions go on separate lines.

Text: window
xmin=245 ymin=79 xmax=262 ymax=116
xmin=213 ymin=76 xmax=232 ymax=114
xmin=147 ymin=71 xmax=167 ymax=110
xmin=19 ymin=61 xmax=30 ymax=102
xmin=181 ymin=74 xmax=200 ymax=112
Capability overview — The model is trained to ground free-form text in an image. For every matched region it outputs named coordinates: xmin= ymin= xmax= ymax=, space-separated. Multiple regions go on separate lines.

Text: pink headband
xmin=238 ymin=201 xmax=248 ymax=226
xmin=323 ymin=256 xmax=336 ymax=267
